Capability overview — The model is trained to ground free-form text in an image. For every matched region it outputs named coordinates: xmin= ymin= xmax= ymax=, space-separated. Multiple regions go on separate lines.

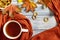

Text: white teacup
xmin=3 ymin=20 xmax=28 ymax=39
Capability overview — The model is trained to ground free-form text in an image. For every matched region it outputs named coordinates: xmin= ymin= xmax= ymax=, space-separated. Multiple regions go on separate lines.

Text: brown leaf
xmin=22 ymin=0 xmax=37 ymax=12
xmin=3 ymin=4 xmax=21 ymax=17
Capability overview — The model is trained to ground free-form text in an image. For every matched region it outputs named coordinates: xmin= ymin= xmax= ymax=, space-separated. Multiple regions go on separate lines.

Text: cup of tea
xmin=3 ymin=20 xmax=28 ymax=39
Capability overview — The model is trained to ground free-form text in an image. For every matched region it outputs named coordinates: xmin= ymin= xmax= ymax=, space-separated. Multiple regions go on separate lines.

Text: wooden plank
xmin=33 ymin=29 xmax=46 ymax=36
xmin=26 ymin=16 xmax=57 ymax=29
xmin=21 ymin=9 xmax=51 ymax=16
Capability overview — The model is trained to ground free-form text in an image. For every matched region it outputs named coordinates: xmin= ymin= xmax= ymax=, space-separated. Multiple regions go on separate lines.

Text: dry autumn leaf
xmin=3 ymin=4 xmax=21 ymax=18
xmin=22 ymin=0 xmax=37 ymax=12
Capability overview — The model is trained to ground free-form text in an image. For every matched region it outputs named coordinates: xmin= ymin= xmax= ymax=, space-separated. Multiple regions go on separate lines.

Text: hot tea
xmin=6 ymin=22 xmax=21 ymax=37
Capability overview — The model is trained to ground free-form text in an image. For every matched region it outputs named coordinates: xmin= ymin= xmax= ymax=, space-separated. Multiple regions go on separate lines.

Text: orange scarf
xmin=0 ymin=11 xmax=33 ymax=40
xmin=31 ymin=0 xmax=60 ymax=40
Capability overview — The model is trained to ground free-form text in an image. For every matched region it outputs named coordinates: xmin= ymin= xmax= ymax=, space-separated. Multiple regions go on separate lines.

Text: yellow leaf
xmin=31 ymin=2 xmax=37 ymax=8
xmin=17 ymin=0 xmax=23 ymax=3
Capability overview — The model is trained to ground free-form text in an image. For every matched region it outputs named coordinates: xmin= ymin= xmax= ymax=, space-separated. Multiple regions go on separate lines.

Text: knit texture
xmin=0 ymin=11 xmax=33 ymax=40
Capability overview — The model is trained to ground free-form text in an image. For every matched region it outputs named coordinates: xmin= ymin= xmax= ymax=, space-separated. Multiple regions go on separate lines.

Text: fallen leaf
xmin=3 ymin=4 xmax=21 ymax=17
xmin=22 ymin=0 xmax=37 ymax=12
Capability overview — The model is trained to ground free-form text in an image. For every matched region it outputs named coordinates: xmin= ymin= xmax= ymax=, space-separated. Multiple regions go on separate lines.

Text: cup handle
xmin=22 ymin=29 xmax=28 ymax=32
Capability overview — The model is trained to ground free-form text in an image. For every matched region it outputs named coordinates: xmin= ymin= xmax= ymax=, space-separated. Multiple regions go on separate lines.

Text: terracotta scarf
xmin=31 ymin=0 xmax=60 ymax=40
xmin=0 ymin=11 xmax=33 ymax=40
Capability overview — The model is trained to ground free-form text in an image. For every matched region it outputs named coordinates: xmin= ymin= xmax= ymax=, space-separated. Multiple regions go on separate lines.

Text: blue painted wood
xmin=26 ymin=16 xmax=57 ymax=29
